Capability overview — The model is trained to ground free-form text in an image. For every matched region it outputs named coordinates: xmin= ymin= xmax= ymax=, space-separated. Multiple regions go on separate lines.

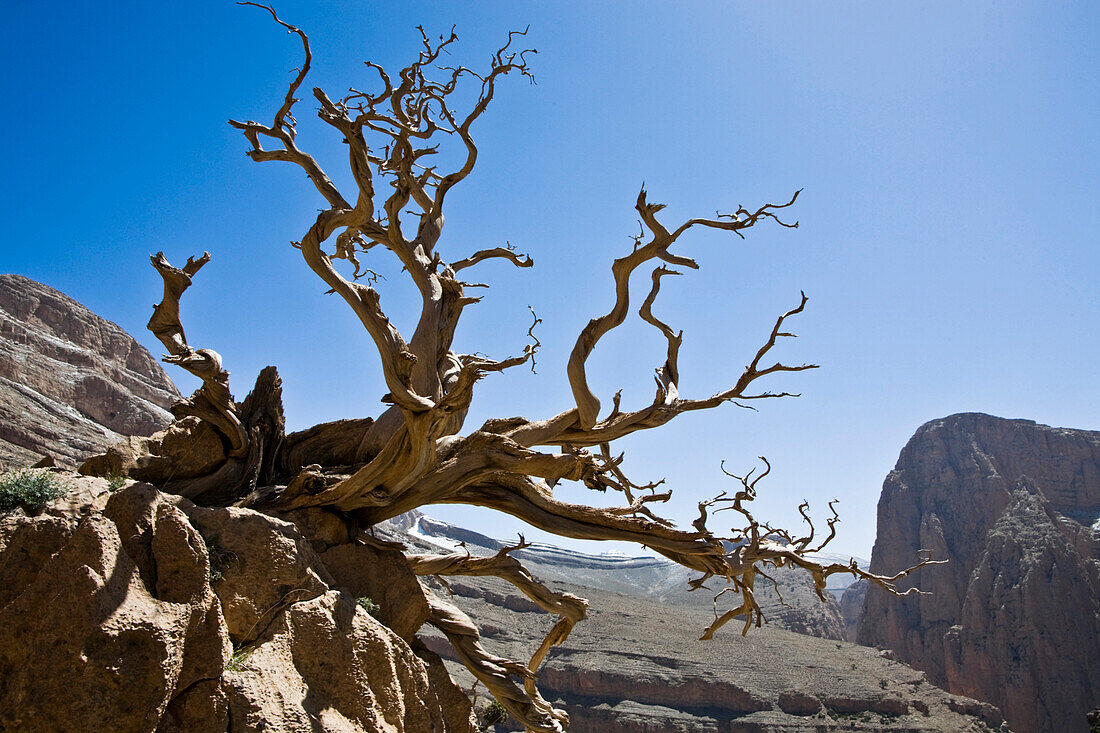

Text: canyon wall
xmin=857 ymin=413 xmax=1100 ymax=733
xmin=0 ymin=274 xmax=178 ymax=467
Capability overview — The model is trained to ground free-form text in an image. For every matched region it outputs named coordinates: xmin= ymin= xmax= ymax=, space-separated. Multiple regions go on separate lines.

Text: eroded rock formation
xmin=0 ymin=476 xmax=476 ymax=732
xmin=0 ymin=274 xmax=178 ymax=467
xmin=857 ymin=413 xmax=1100 ymax=733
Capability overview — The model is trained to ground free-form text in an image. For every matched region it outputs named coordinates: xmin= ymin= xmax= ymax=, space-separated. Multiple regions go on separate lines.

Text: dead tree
xmin=98 ymin=7 xmax=944 ymax=731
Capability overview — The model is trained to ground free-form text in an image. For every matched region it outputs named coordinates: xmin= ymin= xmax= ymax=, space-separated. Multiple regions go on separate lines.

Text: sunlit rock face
xmin=857 ymin=412 xmax=1100 ymax=733
xmin=0 ymin=274 xmax=178 ymax=467
xmin=0 ymin=478 xmax=477 ymax=733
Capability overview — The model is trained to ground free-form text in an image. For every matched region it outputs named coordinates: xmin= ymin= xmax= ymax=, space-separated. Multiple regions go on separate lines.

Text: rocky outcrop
xmin=0 ymin=477 xmax=476 ymax=733
xmin=0 ymin=274 xmax=178 ymax=467
xmin=839 ymin=579 xmax=867 ymax=642
xmin=857 ymin=413 xmax=1100 ymax=733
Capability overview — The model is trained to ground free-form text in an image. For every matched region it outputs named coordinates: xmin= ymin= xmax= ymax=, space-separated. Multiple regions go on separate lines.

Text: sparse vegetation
xmin=0 ymin=468 xmax=68 ymax=514
xmin=226 ymin=644 xmax=253 ymax=672
xmin=356 ymin=596 xmax=380 ymax=618
xmin=202 ymin=535 xmax=239 ymax=583
xmin=106 ymin=473 xmax=127 ymax=491
xmin=481 ymin=700 xmax=509 ymax=727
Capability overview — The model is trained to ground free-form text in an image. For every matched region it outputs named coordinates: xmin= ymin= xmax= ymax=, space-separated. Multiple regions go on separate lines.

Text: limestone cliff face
xmin=857 ymin=413 xmax=1100 ymax=733
xmin=0 ymin=274 xmax=178 ymax=466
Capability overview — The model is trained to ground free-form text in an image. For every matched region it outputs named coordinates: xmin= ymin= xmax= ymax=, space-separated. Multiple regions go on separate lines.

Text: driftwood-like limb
xmin=408 ymin=536 xmax=588 ymax=714
xmin=689 ymin=459 xmax=947 ymax=640
xmin=147 ymin=251 xmax=248 ymax=458
xmin=424 ymin=589 xmax=566 ymax=732
xmin=451 ymin=244 xmax=533 ymax=272
xmin=565 ymin=188 xmax=804 ymax=430
xmin=152 ymin=9 xmax=950 ymax=726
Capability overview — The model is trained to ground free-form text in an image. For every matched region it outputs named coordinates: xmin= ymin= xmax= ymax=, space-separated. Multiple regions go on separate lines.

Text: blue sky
xmin=3 ymin=2 xmax=1097 ymax=558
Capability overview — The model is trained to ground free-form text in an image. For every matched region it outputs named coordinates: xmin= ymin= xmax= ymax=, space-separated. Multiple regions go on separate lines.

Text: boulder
xmin=0 ymin=477 xmax=477 ymax=733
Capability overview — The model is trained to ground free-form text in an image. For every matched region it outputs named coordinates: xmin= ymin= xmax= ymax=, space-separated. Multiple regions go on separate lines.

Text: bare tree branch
xmin=98 ymin=13 xmax=948 ymax=725
xmin=408 ymin=536 xmax=588 ymax=700
xmin=424 ymin=589 xmax=566 ymax=732
xmin=565 ymin=187 xmax=807 ymax=431
xmin=147 ymin=251 xmax=248 ymax=457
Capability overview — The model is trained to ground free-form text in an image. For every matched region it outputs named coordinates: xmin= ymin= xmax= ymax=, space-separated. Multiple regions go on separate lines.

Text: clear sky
xmin=3 ymin=2 xmax=1098 ymax=559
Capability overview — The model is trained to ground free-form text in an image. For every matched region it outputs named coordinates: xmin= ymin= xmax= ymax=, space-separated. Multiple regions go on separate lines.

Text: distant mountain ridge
xmin=0 ymin=274 xmax=178 ymax=467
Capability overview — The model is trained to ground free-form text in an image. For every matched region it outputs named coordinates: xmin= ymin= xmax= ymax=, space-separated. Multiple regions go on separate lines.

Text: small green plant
xmin=226 ymin=644 xmax=253 ymax=672
xmin=0 ymin=468 xmax=68 ymax=514
xmin=202 ymin=535 xmax=239 ymax=583
xmin=481 ymin=700 xmax=508 ymax=727
xmin=356 ymin=596 xmax=380 ymax=618
xmin=106 ymin=473 xmax=127 ymax=491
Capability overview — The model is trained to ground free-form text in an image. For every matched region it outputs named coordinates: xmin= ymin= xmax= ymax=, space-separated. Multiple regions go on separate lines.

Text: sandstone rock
xmin=278 ymin=505 xmax=355 ymax=551
xmin=158 ymin=679 xmax=229 ymax=733
xmin=0 ymin=274 xmax=178 ymax=466
xmin=411 ymin=638 xmax=478 ymax=733
xmin=0 ymin=489 xmax=228 ymax=732
xmin=80 ymin=416 xmax=226 ymax=482
xmin=0 ymin=477 xmax=475 ymax=733
xmin=184 ymin=503 xmax=332 ymax=644
xmin=777 ymin=690 xmax=822 ymax=715
xmin=320 ymin=542 xmax=431 ymax=640
xmin=858 ymin=413 xmax=1100 ymax=733
xmin=225 ymin=591 xmax=453 ymax=732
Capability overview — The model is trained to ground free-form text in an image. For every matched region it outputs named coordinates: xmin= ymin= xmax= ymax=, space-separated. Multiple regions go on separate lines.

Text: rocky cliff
xmin=0 ymin=274 xmax=178 ymax=467
xmin=856 ymin=413 xmax=1100 ymax=733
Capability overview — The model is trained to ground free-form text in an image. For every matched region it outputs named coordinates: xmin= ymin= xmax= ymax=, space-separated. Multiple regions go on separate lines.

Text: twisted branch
xmin=147 ymin=252 xmax=247 ymax=457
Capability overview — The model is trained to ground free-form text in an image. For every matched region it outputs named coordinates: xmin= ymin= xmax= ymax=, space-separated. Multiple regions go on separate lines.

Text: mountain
xmin=855 ymin=413 xmax=1100 ymax=733
xmin=0 ymin=274 xmax=178 ymax=467
xmin=389 ymin=511 xmax=861 ymax=640
xmin=382 ymin=512 xmax=1004 ymax=732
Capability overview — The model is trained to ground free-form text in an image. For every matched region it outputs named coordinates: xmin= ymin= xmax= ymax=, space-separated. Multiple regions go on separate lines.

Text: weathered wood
xmin=113 ymin=8 xmax=942 ymax=729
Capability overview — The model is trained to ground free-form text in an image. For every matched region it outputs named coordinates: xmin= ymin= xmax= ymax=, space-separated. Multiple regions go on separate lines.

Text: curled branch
xmin=408 ymin=536 xmax=588 ymax=687
xmin=424 ymin=589 xmax=566 ymax=732
xmin=451 ymin=243 xmax=533 ymax=272
xmin=147 ymin=252 xmax=248 ymax=458
xmin=565 ymin=187 xmax=806 ymax=431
